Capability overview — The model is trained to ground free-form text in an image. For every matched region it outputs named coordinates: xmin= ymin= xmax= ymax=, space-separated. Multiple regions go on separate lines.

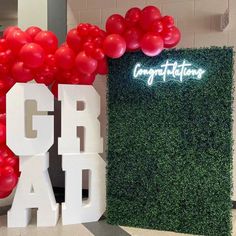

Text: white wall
xmin=18 ymin=0 xmax=48 ymax=29
xmin=67 ymin=0 xmax=236 ymax=200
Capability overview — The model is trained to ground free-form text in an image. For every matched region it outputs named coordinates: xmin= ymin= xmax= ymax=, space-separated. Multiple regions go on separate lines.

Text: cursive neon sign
xmin=133 ymin=60 xmax=206 ymax=86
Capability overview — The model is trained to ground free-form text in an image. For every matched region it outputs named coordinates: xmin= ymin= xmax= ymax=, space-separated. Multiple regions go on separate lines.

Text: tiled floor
xmin=0 ymin=210 xmax=236 ymax=236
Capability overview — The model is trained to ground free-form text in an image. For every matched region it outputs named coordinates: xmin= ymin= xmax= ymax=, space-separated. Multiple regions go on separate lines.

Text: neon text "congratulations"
xmin=133 ymin=60 xmax=206 ymax=86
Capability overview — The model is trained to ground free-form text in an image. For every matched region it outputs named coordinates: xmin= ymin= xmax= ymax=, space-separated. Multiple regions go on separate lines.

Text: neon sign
xmin=133 ymin=60 xmax=206 ymax=86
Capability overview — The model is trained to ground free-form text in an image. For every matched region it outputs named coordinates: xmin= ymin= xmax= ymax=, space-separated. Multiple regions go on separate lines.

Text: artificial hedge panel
xmin=107 ymin=48 xmax=234 ymax=236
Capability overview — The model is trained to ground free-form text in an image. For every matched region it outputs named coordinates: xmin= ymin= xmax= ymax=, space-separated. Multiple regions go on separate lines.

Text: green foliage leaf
xmin=107 ymin=47 xmax=234 ymax=236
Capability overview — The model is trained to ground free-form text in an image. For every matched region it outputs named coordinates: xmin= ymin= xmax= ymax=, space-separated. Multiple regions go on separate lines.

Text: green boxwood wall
xmin=107 ymin=48 xmax=234 ymax=236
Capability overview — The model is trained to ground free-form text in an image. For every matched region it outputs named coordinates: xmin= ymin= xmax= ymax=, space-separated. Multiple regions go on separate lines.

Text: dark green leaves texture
xmin=107 ymin=48 xmax=234 ymax=236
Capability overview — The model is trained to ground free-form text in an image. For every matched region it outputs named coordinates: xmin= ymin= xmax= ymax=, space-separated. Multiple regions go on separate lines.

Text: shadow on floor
xmin=83 ymin=217 xmax=131 ymax=236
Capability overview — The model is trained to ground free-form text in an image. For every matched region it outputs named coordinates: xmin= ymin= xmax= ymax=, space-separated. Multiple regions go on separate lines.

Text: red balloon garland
xmin=0 ymin=5 xmax=181 ymax=198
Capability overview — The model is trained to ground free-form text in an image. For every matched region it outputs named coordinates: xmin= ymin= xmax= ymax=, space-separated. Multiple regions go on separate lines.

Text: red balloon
xmin=89 ymin=26 xmax=101 ymax=38
xmin=0 ymin=64 xmax=9 ymax=77
xmin=4 ymin=49 xmax=14 ymax=63
xmin=25 ymin=26 xmax=42 ymax=39
xmin=0 ymin=75 xmax=15 ymax=93
xmin=140 ymin=33 xmax=164 ymax=56
xmin=77 ymin=72 xmax=96 ymax=85
xmin=6 ymin=30 xmax=31 ymax=53
xmin=12 ymin=61 xmax=33 ymax=82
xmin=55 ymin=68 xmax=75 ymax=84
xmin=0 ymin=81 xmax=6 ymax=97
xmin=0 ymin=156 xmax=5 ymax=168
xmin=92 ymin=48 xmax=105 ymax=61
xmin=77 ymin=23 xmax=90 ymax=37
xmin=66 ymin=29 xmax=83 ymax=52
xmin=0 ymin=190 xmax=12 ymax=198
xmin=96 ymin=58 xmax=108 ymax=75
xmin=0 ymin=156 xmax=4 ymax=166
xmin=75 ymin=51 xmax=98 ymax=74
xmin=0 ymin=96 xmax=6 ymax=113
xmin=0 ymin=123 xmax=6 ymax=144
xmin=99 ymin=30 xmax=107 ymax=39
xmin=123 ymin=27 xmax=143 ymax=51
xmin=3 ymin=26 xmax=20 ymax=38
xmin=12 ymin=155 xmax=19 ymax=169
xmin=55 ymin=46 xmax=75 ymax=70
xmin=59 ymin=69 xmax=73 ymax=83
xmin=150 ymin=20 xmax=164 ymax=33
xmin=65 ymin=70 xmax=80 ymax=84
xmin=34 ymin=31 xmax=58 ymax=54
xmin=162 ymin=26 xmax=181 ymax=48
xmin=14 ymin=159 xmax=20 ymax=176
xmin=2 ymin=166 xmax=14 ymax=177
xmin=19 ymin=43 xmax=45 ymax=69
xmin=0 ymin=52 xmax=8 ymax=64
xmin=93 ymin=37 xmax=103 ymax=48
xmin=4 ymin=157 xmax=18 ymax=168
xmin=161 ymin=16 xmax=175 ymax=28
xmin=161 ymin=27 xmax=172 ymax=41
xmin=0 ymin=114 xmax=6 ymax=125
xmin=0 ymin=145 xmax=14 ymax=159
xmin=139 ymin=6 xmax=162 ymax=31
xmin=35 ymin=66 xmax=56 ymax=86
xmin=0 ymin=49 xmax=13 ymax=65
xmin=58 ymin=68 xmax=96 ymax=85
xmin=45 ymin=54 xmax=56 ymax=67
xmin=83 ymin=35 xmax=93 ymax=44
xmin=125 ymin=7 xmax=141 ymax=27
xmin=0 ymin=38 xmax=8 ymax=51
xmin=106 ymin=14 xmax=126 ymax=34
xmin=0 ymin=174 xmax=18 ymax=192
xmin=69 ymin=77 xmax=80 ymax=85
xmin=103 ymin=34 xmax=126 ymax=59
xmin=83 ymin=42 xmax=95 ymax=57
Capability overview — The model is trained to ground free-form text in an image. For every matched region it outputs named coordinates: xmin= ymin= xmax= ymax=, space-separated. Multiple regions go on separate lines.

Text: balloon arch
xmin=0 ymin=6 xmax=181 ymax=198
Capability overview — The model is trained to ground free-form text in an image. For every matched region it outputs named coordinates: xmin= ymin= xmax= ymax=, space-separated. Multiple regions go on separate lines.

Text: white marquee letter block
xmin=58 ymin=85 xmax=103 ymax=154
xmin=8 ymin=153 xmax=59 ymax=227
xmin=62 ymin=154 xmax=106 ymax=225
xmin=7 ymin=83 xmax=54 ymax=155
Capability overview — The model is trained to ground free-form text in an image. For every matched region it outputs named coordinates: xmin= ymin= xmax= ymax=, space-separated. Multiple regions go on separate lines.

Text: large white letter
xmin=62 ymin=154 xmax=106 ymax=225
xmin=58 ymin=84 xmax=103 ymax=154
xmin=7 ymin=83 xmax=54 ymax=155
xmin=7 ymin=83 xmax=58 ymax=227
xmin=58 ymin=85 xmax=106 ymax=225
xmin=7 ymin=153 xmax=59 ymax=227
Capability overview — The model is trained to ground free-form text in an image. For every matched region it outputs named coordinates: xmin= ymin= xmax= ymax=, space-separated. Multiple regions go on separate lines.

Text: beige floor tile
xmin=1 ymin=210 xmax=236 ymax=236
xmin=121 ymin=226 xmax=192 ymax=236
xmin=0 ymin=214 xmax=93 ymax=236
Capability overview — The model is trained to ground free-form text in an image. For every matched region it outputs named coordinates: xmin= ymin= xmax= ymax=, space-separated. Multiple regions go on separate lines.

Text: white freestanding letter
xmin=7 ymin=83 xmax=54 ymax=156
xmin=6 ymin=83 xmax=58 ymax=227
xmin=7 ymin=154 xmax=59 ymax=227
xmin=62 ymin=154 xmax=106 ymax=225
xmin=58 ymin=84 xmax=103 ymax=154
xmin=58 ymin=85 xmax=106 ymax=225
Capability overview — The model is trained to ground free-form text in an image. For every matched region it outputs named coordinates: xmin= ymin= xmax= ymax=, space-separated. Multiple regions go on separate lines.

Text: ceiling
xmin=0 ymin=0 xmax=17 ymax=20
